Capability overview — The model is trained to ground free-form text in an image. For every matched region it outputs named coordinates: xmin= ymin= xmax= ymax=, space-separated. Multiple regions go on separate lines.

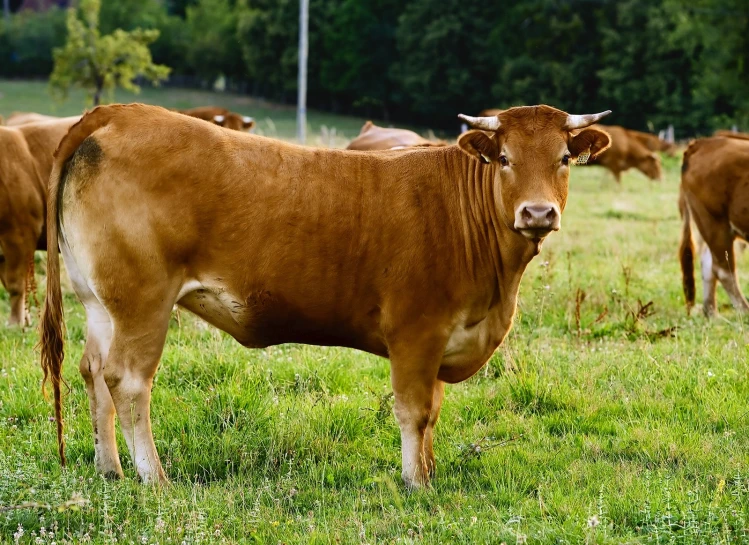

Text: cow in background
xmin=589 ymin=125 xmax=662 ymax=183
xmin=347 ymin=121 xmax=448 ymax=150
xmin=679 ymin=133 xmax=749 ymax=316
xmin=178 ymin=106 xmax=255 ymax=132
xmin=7 ymin=112 xmax=65 ymax=126
xmin=0 ymin=116 xmax=80 ymax=326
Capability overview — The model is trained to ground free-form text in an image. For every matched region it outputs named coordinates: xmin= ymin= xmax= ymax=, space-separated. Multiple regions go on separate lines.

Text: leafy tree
xmin=185 ymin=0 xmax=244 ymax=83
xmin=49 ymin=0 xmax=170 ymax=106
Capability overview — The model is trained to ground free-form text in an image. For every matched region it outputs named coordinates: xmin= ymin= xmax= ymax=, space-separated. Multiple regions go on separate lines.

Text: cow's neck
xmin=452 ymin=152 xmax=540 ymax=318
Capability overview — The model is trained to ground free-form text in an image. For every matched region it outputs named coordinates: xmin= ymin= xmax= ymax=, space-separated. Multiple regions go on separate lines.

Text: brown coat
xmin=0 ymin=116 xmax=80 ymax=325
xmin=679 ymin=133 xmax=749 ymax=316
xmin=40 ymin=103 xmax=610 ymax=487
xmin=346 ymin=121 xmax=447 ymax=150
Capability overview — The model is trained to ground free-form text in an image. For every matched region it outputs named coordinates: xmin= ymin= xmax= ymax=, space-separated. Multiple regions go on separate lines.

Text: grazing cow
xmin=589 ymin=125 xmax=662 ymax=183
xmin=40 ymin=103 xmax=611 ymax=487
xmin=7 ymin=112 xmax=64 ymax=126
xmin=346 ymin=121 xmax=448 ymax=151
xmin=0 ymin=116 xmax=80 ymax=325
xmin=178 ymin=106 xmax=255 ymax=132
xmin=629 ymin=130 xmax=677 ymax=157
xmin=679 ymin=133 xmax=749 ymax=316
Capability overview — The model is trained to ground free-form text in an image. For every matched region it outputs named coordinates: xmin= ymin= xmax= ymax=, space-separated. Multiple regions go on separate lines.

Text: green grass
xmin=2 ymin=84 xmax=749 ymax=544
xmin=0 ymin=79 xmax=380 ymax=146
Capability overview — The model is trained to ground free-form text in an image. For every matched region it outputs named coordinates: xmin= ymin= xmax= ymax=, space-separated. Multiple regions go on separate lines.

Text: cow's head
xmin=637 ymin=151 xmax=663 ymax=181
xmin=213 ymin=113 xmax=255 ymax=132
xmin=457 ymin=105 xmax=611 ymax=243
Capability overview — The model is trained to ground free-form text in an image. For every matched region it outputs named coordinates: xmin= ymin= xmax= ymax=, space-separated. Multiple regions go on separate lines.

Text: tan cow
xmin=347 ymin=121 xmax=448 ymax=151
xmin=0 ymin=116 xmax=80 ymax=325
xmin=7 ymin=112 xmax=64 ymax=126
xmin=589 ymin=125 xmax=662 ymax=183
xmin=679 ymin=133 xmax=749 ymax=316
xmin=40 ymin=103 xmax=611 ymax=487
xmin=178 ymin=106 xmax=255 ymax=132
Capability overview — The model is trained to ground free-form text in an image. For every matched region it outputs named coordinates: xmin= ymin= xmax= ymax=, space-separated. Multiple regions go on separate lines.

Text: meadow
xmin=2 ymin=81 xmax=749 ymax=544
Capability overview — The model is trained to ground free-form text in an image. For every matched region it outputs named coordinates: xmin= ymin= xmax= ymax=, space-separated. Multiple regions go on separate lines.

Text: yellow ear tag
xmin=575 ymin=149 xmax=591 ymax=165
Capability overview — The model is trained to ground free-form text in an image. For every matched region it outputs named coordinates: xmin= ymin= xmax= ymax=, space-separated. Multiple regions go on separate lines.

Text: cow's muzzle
xmin=514 ymin=202 xmax=561 ymax=239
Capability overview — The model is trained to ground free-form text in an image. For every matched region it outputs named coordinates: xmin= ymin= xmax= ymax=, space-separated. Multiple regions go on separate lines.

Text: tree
xmin=49 ymin=0 xmax=170 ymax=106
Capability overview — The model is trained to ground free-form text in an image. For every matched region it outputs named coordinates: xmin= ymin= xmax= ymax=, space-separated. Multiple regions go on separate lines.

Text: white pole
xmin=3 ymin=0 xmax=10 ymax=21
xmin=297 ymin=0 xmax=308 ymax=144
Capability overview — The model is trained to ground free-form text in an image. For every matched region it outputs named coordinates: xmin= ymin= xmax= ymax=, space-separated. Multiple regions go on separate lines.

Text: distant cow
xmin=679 ymin=133 xmax=749 ymax=316
xmin=40 ymin=104 xmax=611 ymax=487
xmin=178 ymin=106 xmax=255 ymax=132
xmin=7 ymin=112 xmax=64 ymax=126
xmin=629 ymin=130 xmax=677 ymax=157
xmin=347 ymin=121 xmax=447 ymax=151
xmin=589 ymin=125 xmax=662 ymax=183
xmin=0 ymin=116 xmax=80 ymax=325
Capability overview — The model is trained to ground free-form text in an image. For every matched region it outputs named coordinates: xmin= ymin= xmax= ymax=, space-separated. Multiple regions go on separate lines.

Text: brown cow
xmin=7 ymin=112 xmax=64 ymax=126
xmin=589 ymin=125 xmax=662 ymax=183
xmin=178 ymin=106 xmax=255 ymax=132
xmin=40 ymin=103 xmax=611 ymax=487
xmin=679 ymin=133 xmax=749 ymax=316
xmin=0 ymin=116 xmax=80 ymax=325
xmin=347 ymin=121 xmax=448 ymax=151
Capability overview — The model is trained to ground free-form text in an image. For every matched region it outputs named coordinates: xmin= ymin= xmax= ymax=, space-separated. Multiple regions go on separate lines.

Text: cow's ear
xmin=242 ymin=116 xmax=255 ymax=130
xmin=569 ymin=127 xmax=611 ymax=161
xmin=213 ymin=114 xmax=226 ymax=126
xmin=458 ymin=130 xmax=499 ymax=163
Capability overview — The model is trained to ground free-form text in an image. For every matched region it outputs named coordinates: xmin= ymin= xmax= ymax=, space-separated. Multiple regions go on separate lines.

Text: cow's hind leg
xmin=79 ymin=302 xmax=123 ymax=477
xmin=104 ymin=302 xmax=173 ymax=484
xmin=62 ymin=244 xmax=122 ymax=477
xmin=700 ymin=221 xmax=749 ymax=314
xmin=700 ymin=242 xmax=718 ymax=316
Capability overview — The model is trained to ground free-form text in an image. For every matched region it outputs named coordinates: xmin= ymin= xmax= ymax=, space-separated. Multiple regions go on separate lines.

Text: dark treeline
xmin=1 ymin=0 xmax=747 ymax=135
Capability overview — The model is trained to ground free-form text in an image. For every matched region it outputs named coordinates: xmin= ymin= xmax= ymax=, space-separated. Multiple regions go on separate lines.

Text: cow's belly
xmin=176 ymin=281 xmax=387 ymax=355
xmin=438 ymin=315 xmax=508 ymax=383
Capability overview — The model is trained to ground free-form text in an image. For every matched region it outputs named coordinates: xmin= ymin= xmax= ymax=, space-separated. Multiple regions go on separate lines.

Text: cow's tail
xmin=678 ymin=182 xmax=696 ymax=315
xmin=40 ymin=104 xmax=121 ymax=467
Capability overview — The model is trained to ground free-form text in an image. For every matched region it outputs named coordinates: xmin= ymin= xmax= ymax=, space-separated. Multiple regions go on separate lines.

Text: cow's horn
xmin=458 ymin=114 xmax=500 ymax=131
xmin=213 ymin=114 xmax=225 ymax=123
xmin=563 ymin=110 xmax=612 ymax=130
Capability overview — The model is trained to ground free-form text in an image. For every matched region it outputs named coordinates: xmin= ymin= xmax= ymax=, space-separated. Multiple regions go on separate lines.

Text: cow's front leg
xmin=423 ymin=380 xmax=445 ymax=478
xmin=389 ymin=339 xmax=444 ymax=489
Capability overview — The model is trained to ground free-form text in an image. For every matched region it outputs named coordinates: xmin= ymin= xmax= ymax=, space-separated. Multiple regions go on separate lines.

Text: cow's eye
xmin=499 ymin=155 xmax=509 ymax=167
xmin=562 ymin=154 xmax=571 ymax=166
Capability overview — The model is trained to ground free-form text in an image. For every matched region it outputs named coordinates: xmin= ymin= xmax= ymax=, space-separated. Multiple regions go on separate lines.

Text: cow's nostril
xmin=546 ymin=209 xmax=556 ymax=221
xmin=522 ymin=208 xmax=532 ymax=221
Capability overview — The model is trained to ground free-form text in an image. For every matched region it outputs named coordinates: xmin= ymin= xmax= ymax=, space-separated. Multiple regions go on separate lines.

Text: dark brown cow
xmin=589 ymin=125 xmax=662 ymax=183
xmin=40 ymin=103 xmax=611 ymax=487
xmin=0 ymin=116 xmax=80 ymax=325
xmin=679 ymin=133 xmax=749 ymax=316
xmin=347 ymin=121 xmax=448 ymax=151
xmin=178 ymin=106 xmax=255 ymax=132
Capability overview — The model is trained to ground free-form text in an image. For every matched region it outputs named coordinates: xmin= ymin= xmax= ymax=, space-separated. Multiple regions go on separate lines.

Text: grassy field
xmin=2 ymin=82 xmax=749 ymax=544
